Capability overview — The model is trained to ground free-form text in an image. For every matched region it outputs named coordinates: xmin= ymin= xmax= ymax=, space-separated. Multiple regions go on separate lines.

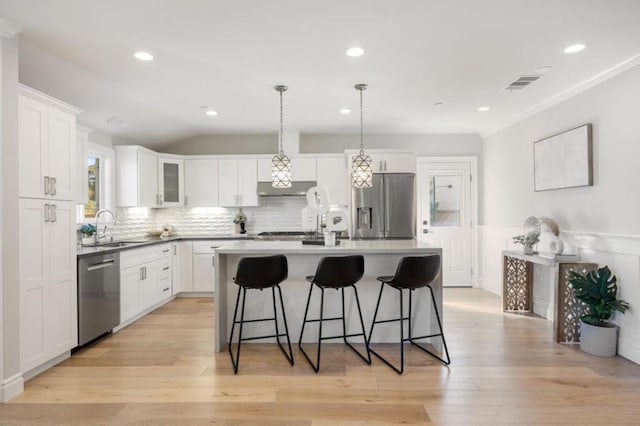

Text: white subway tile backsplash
xmin=109 ymin=196 xmax=307 ymax=239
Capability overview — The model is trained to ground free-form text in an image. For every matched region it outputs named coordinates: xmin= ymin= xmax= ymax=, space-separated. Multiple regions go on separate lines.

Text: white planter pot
xmin=580 ymin=320 xmax=618 ymax=357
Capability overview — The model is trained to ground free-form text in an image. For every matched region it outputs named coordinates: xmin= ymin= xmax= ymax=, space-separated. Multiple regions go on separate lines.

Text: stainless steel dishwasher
xmin=77 ymin=252 xmax=120 ymax=346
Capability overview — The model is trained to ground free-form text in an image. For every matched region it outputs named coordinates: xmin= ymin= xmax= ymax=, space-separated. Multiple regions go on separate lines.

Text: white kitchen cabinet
xmin=218 ymin=158 xmax=258 ymax=207
xmin=19 ymin=199 xmax=77 ymax=372
xmin=158 ymin=157 xmax=184 ymax=207
xmin=18 ymin=86 xmax=79 ymax=201
xmin=368 ymin=152 xmax=416 ymax=173
xmin=173 ymin=241 xmax=193 ymax=293
xmin=258 ymin=156 xmax=317 ymax=182
xmin=115 ymin=146 xmax=159 ymax=207
xmin=119 ymin=245 xmax=169 ymax=324
xmin=193 ymin=254 xmax=215 ymax=292
xmin=192 ymin=241 xmax=219 ymax=293
xmin=316 ymin=155 xmax=348 ymax=206
xmin=158 ymin=243 xmax=173 ymax=300
xmin=184 ymin=158 xmax=219 ymax=207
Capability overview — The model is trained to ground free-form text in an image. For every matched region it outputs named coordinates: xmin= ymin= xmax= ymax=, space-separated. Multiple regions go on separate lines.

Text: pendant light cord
xmin=279 ymin=89 xmax=284 ymax=155
xmin=359 ymin=88 xmax=364 ymax=155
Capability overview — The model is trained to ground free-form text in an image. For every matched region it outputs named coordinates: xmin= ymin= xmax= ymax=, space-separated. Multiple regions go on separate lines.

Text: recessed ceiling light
xmin=205 ymin=109 xmax=218 ymax=116
xmin=477 ymin=106 xmax=491 ymax=112
xmin=434 ymin=102 xmax=444 ymax=107
xmin=106 ymin=116 xmax=124 ymax=125
xmin=535 ymin=66 xmax=553 ymax=74
xmin=564 ymin=43 xmax=586 ymax=54
xmin=339 ymin=108 xmax=351 ymax=114
xmin=346 ymin=47 xmax=364 ymax=57
xmin=134 ymin=51 xmax=154 ymax=61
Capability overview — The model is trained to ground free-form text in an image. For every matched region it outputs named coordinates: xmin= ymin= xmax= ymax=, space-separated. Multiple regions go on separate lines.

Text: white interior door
xmin=417 ymin=160 xmax=474 ymax=287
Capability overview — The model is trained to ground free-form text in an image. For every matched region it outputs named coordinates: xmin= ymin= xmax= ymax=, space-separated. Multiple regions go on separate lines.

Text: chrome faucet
xmin=95 ymin=209 xmax=117 ymax=243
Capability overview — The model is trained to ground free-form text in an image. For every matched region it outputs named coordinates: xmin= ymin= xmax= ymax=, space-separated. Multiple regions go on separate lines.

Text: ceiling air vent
xmin=504 ymin=75 xmax=542 ymax=91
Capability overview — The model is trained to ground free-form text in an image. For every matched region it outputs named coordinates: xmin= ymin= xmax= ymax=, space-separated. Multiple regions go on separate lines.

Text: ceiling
xmin=2 ymin=0 xmax=640 ymax=148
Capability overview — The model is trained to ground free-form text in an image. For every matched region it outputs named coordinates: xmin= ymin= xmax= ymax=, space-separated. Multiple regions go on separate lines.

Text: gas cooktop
xmin=256 ymin=231 xmax=316 ymax=240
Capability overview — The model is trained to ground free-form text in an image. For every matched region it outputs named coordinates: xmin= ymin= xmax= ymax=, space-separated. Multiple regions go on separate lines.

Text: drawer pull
xmin=162 ymin=266 xmax=170 ymax=271
xmin=163 ymin=287 xmax=170 ymax=292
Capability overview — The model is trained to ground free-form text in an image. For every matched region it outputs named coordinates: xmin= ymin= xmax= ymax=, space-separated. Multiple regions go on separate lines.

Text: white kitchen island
xmin=214 ymin=240 xmax=443 ymax=352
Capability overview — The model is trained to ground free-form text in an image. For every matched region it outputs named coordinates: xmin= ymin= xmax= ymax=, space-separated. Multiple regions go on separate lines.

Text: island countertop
xmin=214 ymin=239 xmax=443 ymax=353
xmin=215 ymin=239 xmax=441 ymax=254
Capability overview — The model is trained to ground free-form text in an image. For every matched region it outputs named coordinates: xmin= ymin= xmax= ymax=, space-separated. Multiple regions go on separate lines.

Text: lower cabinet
xmin=119 ymin=243 xmax=173 ymax=324
xmin=19 ymin=199 xmax=77 ymax=372
xmin=192 ymin=241 xmax=219 ymax=293
xmin=193 ymin=254 xmax=215 ymax=292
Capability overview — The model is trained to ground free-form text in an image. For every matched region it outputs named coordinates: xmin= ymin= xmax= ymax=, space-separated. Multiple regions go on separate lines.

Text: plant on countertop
xmin=80 ymin=223 xmax=97 ymax=236
xmin=568 ymin=266 xmax=630 ymax=327
xmin=233 ymin=208 xmax=247 ymax=224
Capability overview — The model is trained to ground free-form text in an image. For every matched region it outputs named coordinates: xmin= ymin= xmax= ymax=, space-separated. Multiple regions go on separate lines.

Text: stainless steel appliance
xmin=77 ymin=253 xmax=120 ymax=346
xmin=351 ymin=173 xmax=416 ymax=239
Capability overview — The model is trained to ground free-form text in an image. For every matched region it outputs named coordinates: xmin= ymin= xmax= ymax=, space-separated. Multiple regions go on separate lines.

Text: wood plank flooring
xmin=2 ymin=289 xmax=640 ymax=425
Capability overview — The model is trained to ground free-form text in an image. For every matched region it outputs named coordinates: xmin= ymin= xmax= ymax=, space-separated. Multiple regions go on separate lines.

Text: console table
xmin=502 ymin=250 xmax=596 ymax=343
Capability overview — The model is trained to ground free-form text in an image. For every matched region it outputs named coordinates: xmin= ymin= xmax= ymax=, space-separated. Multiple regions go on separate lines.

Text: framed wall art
xmin=533 ymin=123 xmax=593 ymax=192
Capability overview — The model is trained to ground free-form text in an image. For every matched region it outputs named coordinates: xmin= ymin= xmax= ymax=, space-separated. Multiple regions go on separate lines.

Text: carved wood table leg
xmin=503 ymin=255 xmax=533 ymax=312
xmin=555 ymin=262 xmax=598 ymax=343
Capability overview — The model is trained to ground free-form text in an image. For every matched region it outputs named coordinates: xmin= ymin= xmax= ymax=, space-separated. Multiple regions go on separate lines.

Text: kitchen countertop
xmin=215 ymin=239 xmax=437 ymax=254
xmin=76 ymin=234 xmax=253 ymax=258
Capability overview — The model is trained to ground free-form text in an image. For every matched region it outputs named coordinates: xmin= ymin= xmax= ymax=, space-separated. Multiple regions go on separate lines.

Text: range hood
xmin=257 ymin=181 xmax=317 ymax=196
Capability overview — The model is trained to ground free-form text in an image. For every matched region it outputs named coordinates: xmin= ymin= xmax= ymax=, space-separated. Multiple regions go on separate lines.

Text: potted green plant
xmin=233 ymin=208 xmax=247 ymax=234
xmin=568 ymin=266 xmax=630 ymax=357
xmin=80 ymin=224 xmax=97 ymax=245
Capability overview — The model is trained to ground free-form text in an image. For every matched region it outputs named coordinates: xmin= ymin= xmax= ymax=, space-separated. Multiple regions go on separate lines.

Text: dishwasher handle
xmin=87 ymin=259 xmax=116 ymax=271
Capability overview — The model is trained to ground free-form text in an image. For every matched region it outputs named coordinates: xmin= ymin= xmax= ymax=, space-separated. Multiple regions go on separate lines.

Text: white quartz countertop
xmin=215 ymin=239 xmax=441 ymax=254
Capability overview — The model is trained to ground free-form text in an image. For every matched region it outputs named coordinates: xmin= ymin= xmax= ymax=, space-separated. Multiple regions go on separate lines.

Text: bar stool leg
xmin=340 ymin=286 xmax=371 ymax=364
xmin=299 ymin=283 xmax=324 ymax=372
xmin=405 ymin=286 xmax=451 ymax=366
xmin=273 ymin=284 xmax=294 ymax=365
xmin=228 ymin=286 xmax=247 ymax=374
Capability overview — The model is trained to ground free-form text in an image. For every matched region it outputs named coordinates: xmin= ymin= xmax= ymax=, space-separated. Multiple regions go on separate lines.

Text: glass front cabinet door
xmin=158 ymin=157 xmax=184 ymax=207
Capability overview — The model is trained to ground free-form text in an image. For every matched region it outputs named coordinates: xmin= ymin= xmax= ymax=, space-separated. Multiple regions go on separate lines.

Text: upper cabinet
xmin=218 ymin=158 xmax=258 ymax=207
xmin=158 ymin=156 xmax=184 ymax=207
xmin=257 ymin=156 xmax=317 ymax=182
xmin=346 ymin=150 xmax=416 ymax=174
xmin=316 ymin=155 xmax=348 ymax=206
xmin=18 ymin=85 xmax=80 ymax=201
xmin=184 ymin=158 xmax=219 ymax=207
xmin=116 ymin=146 xmax=160 ymax=207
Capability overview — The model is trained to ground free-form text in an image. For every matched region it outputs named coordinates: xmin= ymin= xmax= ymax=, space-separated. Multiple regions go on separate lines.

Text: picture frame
xmin=533 ymin=123 xmax=593 ymax=192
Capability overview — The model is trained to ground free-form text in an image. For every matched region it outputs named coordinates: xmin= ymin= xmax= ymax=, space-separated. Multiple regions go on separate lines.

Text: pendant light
xmin=272 ymin=85 xmax=292 ymax=188
xmin=351 ymin=83 xmax=372 ymax=188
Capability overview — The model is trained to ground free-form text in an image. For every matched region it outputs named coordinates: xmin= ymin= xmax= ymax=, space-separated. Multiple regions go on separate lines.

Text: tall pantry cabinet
xmin=17 ymin=84 xmax=81 ymax=373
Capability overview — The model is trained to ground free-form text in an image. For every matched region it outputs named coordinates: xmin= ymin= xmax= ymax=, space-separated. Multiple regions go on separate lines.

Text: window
xmin=85 ymin=155 xmax=100 ymax=218
xmin=77 ymin=143 xmax=115 ymax=223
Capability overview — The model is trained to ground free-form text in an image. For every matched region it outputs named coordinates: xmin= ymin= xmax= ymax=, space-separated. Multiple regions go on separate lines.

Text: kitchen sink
xmin=83 ymin=240 xmax=150 ymax=248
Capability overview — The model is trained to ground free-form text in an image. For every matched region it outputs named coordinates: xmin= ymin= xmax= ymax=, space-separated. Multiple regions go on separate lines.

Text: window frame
xmin=77 ymin=142 xmax=116 ymax=224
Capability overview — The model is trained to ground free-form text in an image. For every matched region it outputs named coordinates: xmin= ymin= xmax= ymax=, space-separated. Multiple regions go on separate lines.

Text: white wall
xmin=480 ymin=63 xmax=640 ymax=364
xmin=161 ymin=133 xmax=482 ymax=156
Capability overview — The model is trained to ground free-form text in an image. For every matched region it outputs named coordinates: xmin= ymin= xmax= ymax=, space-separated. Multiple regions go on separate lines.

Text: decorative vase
xmin=523 ymin=245 xmax=534 ymax=255
xmin=82 ymin=236 xmax=94 ymax=245
xmin=580 ymin=320 xmax=617 ymax=357
xmin=239 ymin=222 xmax=246 ymax=234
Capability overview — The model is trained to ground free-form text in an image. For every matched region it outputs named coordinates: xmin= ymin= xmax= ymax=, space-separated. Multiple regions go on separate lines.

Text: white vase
xmin=82 ymin=236 xmax=94 ymax=245
xmin=523 ymin=246 xmax=534 ymax=255
xmin=580 ymin=320 xmax=617 ymax=357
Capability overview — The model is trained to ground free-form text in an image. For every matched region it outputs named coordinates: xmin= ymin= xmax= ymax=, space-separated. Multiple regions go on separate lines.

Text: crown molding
xmin=0 ymin=16 xmax=22 ymax=39
xmin=482 ymin=53 xmax=640 ymax=139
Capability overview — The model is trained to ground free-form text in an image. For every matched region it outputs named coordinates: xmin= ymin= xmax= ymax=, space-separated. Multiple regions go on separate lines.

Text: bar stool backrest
xmin=390 ymin=255 xmax=441 ymax=289
xmin=313 ymin=255 xmax=364 ymax=288
xmin=234 ymin=255 xmax=288 ymax=289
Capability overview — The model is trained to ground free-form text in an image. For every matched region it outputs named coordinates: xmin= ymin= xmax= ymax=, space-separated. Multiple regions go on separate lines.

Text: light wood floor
xmin=2 ymin=289 xmax=640 ymax=425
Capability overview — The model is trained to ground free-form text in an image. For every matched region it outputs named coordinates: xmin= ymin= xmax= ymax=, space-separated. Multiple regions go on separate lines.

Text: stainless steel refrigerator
xmin=351 ymin=173 xmax=416 ymax=239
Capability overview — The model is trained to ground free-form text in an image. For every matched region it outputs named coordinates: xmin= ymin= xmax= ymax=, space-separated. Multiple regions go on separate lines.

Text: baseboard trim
xmin=1 ymin=373 xmax=24 ymax=402
xmin=23 ymin=351 xmax=71 ymax=382
xmin=176 ymin=291 xmax=214 ymax=298
xmin=618 ymin=338 xmax=640 ymax=365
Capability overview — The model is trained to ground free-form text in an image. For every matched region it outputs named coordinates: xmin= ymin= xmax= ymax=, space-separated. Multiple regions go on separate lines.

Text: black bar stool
xmin=368 ymin=255 xmax=450 ymax=374
xmin=228 ymin=254 xmax=294 ymax=374
xmin=298 ymin=255 xmax=371 ymax=372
